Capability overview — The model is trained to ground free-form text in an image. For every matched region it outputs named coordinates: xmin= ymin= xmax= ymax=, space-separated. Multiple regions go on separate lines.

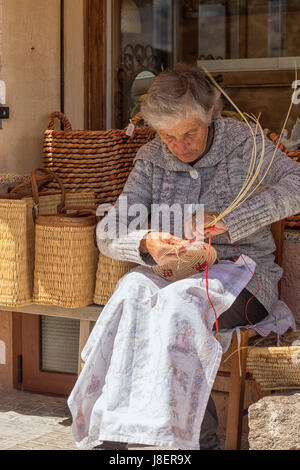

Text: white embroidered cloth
xmin=67 ymin=255 xmax=295 ymax=450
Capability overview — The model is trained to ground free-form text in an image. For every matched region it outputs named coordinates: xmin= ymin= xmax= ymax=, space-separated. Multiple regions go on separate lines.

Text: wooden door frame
xmin=84 ymin=0 xmax=107 ymax=130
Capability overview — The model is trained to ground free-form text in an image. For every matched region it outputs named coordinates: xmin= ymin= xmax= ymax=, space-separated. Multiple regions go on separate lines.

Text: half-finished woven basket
xmin=247 ymin=330 xmax=300 ymax=391
xmin=152 ymin=244 xmax=218 ymax=282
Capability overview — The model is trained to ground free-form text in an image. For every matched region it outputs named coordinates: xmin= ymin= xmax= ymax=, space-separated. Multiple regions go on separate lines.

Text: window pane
xmin=120 ymin=0 xmax=173 ymax=71
xmin=178 ymin=0 xmax=300 ymax=61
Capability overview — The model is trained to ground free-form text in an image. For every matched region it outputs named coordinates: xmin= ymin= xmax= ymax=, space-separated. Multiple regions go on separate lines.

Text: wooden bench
xmin=1 ymin=303 xmax=102 ymax=376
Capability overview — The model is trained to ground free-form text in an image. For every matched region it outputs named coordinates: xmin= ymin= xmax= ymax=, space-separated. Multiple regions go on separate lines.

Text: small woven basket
xmin=94 ymin=253 xmax=137 ymax=305
xmin=152 ymin=245 xmax=218 ymax=282
xmin=247 ymin=331 xmax=300 ymax=391
xmin=33 ymin=209 xmax=98 ymax=308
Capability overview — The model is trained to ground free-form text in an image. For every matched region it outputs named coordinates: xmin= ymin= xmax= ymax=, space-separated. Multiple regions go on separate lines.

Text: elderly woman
xmin=68 ymin=64 xmax=299 ymax=450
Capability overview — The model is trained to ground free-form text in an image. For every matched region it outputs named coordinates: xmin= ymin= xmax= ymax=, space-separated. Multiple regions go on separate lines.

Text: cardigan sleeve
xmin=222 ymin=133 xmax=300 ymax=243
xmin=96 ymin=158 xmax=155 ymax=266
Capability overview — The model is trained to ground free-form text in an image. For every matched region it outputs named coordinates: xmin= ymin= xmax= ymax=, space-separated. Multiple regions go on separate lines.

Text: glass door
xmin=109 ymin=0 xmax=300 ymax=128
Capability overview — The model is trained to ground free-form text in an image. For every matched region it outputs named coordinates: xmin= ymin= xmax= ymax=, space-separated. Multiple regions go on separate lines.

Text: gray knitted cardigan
xmin=97 ymin=116 xmax=300 ymax=314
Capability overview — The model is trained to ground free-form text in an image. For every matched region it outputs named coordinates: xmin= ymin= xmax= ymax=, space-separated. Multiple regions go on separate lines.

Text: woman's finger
xmin=156 ymin=250 xmax=187 ymax=266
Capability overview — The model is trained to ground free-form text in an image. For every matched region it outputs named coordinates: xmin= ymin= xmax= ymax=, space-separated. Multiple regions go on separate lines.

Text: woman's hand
xmin=140 ymin=232 xmax=190 ymax=266
xmin=203 ymin=212 xmax=228 ymax=238
xmin=188 ymin=211 xmax=228 ymax=241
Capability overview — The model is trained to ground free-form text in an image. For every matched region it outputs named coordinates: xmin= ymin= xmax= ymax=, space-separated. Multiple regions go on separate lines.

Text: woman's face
xmin=158 ymin=117 xmax=209 ymax=163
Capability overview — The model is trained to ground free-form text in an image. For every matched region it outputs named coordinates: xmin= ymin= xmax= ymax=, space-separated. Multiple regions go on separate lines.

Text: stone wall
xmin=248 ymin=393 xmax=300 ymax=450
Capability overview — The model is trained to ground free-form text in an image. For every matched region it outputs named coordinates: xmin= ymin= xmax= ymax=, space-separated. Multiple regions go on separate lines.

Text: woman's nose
xmin=175 ymin=140 xmax=187 ymax=153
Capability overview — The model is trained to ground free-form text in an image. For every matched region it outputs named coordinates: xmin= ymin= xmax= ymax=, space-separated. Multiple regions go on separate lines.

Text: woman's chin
xmin=177 ymin=152 xmax=197 ymax=162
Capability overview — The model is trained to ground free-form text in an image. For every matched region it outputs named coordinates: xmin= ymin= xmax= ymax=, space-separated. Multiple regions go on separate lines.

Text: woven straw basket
xmin=152 ymin=245 xmax=218 ymax=282
xmin=94 ymin=253 xmax=137 ymax=305
xmin=0 ymin=196 xmax=35 ymax=306
xmin=0 ymin=168 xmax=96 ymax=307
xmin=247 ymin=331 xmax=300 ymax=391
xmin=30 ymin=167 xmax=96 ymax=216
xmin=43 ymin=112 xmax=156 ymax=205
xmin=33 ymin=210 xmax=98 ymax=308
xmin=94 ymin=244 xmax=218 ymax=305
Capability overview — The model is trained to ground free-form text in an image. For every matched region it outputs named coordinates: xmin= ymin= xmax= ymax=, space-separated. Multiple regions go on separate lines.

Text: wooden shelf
xmin=0 ymin=303 xmax=103 ymax=322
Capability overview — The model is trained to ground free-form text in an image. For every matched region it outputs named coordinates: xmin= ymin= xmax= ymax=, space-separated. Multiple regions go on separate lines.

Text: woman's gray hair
xmin=141 ymin=63 xmax=222 ymax=130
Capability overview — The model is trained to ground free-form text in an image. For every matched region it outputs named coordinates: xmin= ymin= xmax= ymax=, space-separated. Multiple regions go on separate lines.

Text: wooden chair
xmin=216 ymin=219 xmax=285 ymax=450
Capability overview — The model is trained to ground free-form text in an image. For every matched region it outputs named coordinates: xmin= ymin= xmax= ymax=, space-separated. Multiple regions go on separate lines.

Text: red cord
xmin=205 ymin=228 xmax=267 ymax=339
xmin=248 ymin=371 xmax=262 ymax=399
xmin=206 ymin=225 xmax=219 ymax=340
xmin=233 ymin=242 xmax=267 ymax=337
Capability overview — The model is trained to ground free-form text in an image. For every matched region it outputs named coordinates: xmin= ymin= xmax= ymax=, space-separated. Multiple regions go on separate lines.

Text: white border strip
xmin=197 ymin=57 xmax=300 ymax=72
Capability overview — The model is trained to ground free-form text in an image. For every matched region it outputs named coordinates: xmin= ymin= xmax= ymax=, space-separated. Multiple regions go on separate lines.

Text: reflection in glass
xmin=130 ymin=70 xmax=156 ymax=117
xmin=121 ymin=0 xmax=142 ymax=34
xmin=120 ymin=0 xmax=173 ymax=72
xmin=119 ymin=1 xmax=300 ymax=65
xmin=115 ymin=1 xmax=300 ymax=126
xmin=194 ymin=0 xmax=300 ymax=61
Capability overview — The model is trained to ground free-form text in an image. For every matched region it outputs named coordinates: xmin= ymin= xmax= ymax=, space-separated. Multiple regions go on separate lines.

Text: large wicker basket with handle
xmin=30 ymin=167 xmax=96 ymax=217
xmin=43 ymin=112 xmax=156 ymax=205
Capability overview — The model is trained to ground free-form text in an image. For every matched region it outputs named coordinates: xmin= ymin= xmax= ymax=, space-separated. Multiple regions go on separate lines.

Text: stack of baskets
xmin=0 ymin=167 xmax=96 ymax=308
xmin=41 ymin=110 xmax=157 ymax=307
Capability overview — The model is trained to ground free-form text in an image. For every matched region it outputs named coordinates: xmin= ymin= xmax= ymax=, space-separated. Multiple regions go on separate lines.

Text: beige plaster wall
xmin=64 ymin=0 xmax=85 ymax=130
xmin=0 ymin=0 xmax=85 ymax=391
xmin=0 ymin=0 xmax=61 ymax=175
